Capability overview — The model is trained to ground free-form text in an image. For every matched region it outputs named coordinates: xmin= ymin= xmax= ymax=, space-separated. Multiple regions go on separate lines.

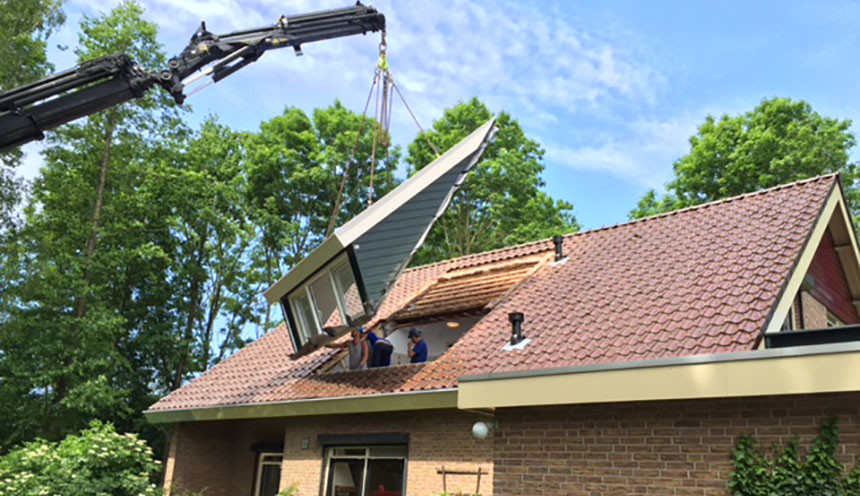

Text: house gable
xmin=802 ymin=229 xmax=860 ymax=325
xmin=763 ymin=178 xmax=860 ymax=335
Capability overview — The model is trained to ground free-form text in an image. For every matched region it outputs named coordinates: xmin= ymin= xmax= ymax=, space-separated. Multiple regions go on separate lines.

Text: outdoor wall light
xmin=446 ymin=321 xmax=461 ymax=329
xmin=472 ymin=421 xmax=495 ymax=440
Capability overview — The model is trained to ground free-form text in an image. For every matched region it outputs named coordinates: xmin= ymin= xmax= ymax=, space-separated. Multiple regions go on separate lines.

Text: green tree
xmin=244 ymin=101 xmax=400 ymax=328
xmin=0 ymin=0 xmax=185 ymax=450
xmin=0 ymin=0 xmax=65 ymax=91
xmin=0 ymin=421 xmax=160 ymax=496
xmin=144 ymin=117 xmax=256 ymax=394
xmin=0 ymin=0 xmax=66 ymax=228
xmin=406 ymin=98 xmax=578 ymax=264
xmin=630 ymin=97 xmax=859 ymax=220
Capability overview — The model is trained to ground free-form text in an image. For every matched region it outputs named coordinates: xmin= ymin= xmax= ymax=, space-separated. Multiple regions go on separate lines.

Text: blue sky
xmin=18 ymin=0 xmax=860 ymax=230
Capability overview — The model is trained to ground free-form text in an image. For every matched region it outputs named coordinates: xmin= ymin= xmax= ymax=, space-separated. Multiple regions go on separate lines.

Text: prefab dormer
xmin=264 ymin=119 xmax=497 ymax=357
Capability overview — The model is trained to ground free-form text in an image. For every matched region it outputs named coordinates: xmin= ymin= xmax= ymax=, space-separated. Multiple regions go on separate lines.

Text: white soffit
xmin=263 ymin=119 xmax=497 ymax=310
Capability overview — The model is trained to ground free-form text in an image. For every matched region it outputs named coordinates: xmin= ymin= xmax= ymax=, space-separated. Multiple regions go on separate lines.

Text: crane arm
xmin=0 ymin=2 xmax=385 ymax=152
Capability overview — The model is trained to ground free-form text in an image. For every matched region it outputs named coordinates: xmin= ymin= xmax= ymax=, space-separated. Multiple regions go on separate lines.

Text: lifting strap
xmin=324 ymin=32 xmax=440 ymax=237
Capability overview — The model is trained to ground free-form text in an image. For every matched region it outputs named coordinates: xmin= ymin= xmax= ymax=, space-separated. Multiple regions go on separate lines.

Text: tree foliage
xmin=144 ymin=117 xmax=257 ymax=393
xmin=0 ymin=421 xmax=160 ymax=496
xmin=244 ymin=101 xmax=400 ymax=328
xmin=0 ymin=0 xmax=185 ymax=451
xmin=0 ymin=0 xmax=66 ymax=228
xmin=406 ymin=98 xmax=578 ymax=264
xmin=630 ymin=97 xmax=859 ymax=221
xmin=0 ymin=0 xmax=65 ymax=91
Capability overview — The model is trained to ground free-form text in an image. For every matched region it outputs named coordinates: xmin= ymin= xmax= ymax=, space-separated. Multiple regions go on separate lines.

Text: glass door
xmin=323 ymin=446 xmax=406 ymax=496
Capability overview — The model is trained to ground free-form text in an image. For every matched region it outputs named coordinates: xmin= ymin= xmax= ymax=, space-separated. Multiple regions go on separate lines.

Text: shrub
xmin=729 ymin=418 xmax=860 ymax=496
xmin=0 ymin=420 xmax=161 ymax=496
xmin=276 ymin=484 xmax=298 ymax=496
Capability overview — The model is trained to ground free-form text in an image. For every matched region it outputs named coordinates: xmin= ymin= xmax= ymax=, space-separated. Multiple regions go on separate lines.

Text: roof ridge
xmin=404 ymin=174 xmax=837 ymax=272
xmin=575 ymin=173 xmax=837 ymax=236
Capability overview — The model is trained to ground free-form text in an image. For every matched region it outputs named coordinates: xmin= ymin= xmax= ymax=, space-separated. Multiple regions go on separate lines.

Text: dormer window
xmin=283 ymin=254 xmax=368 ymax=355
xmin=266 ymin=120 xmax=497 ymax=357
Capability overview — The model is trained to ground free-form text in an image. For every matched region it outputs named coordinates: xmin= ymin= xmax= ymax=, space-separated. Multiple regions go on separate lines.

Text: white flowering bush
xmin=0 ymin=421 xmax=161 ymax=496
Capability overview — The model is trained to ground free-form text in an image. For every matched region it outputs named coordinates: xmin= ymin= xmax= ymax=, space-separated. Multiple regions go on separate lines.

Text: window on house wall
xmin=826 ymin=310 xmax=844 ymax=327
xmin=781 ymin=306 xmax=795 ymax=331
xmin=323 ymin=445 xmax=407 ymax=496
xmin=254 ymin=453 xmax=283 ymax=496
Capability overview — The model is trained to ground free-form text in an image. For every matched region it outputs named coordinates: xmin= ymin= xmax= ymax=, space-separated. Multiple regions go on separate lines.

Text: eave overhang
xmin=144 ymin=388 xmax=457 ymax=424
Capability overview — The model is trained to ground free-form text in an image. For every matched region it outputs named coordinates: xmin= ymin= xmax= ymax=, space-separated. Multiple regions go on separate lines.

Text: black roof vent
xmin=552 ymin=235 xmax=564 ymax=261
xmin=509 ymin=311 xmax=525 ymax=345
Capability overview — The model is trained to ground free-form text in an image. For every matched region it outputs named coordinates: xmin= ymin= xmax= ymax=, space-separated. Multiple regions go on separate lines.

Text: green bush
xmin=0 ymin=420 xmax=161 ymax=496
xmin=729 ymin=418 xmax=860 ymax=495
xmin=276 ymin=484 xmax=298 ymax=496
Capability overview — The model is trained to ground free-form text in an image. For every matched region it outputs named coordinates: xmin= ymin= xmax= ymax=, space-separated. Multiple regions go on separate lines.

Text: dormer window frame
xmin=282 ymin=250 xmax=367 ymax=353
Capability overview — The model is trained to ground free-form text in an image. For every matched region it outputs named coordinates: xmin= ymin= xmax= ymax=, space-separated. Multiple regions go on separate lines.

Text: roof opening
xmin=318 ymin=316 xmax=480 ymax=373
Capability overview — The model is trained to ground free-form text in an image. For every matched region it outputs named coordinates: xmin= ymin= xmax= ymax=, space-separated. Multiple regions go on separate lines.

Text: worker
xmin=363 ymin=327 xmax=394 ymax=368
xmin=407 ymin=328 xmax=428 ymax=364
xmin=325 ymin=328 xmax=368 ymax=370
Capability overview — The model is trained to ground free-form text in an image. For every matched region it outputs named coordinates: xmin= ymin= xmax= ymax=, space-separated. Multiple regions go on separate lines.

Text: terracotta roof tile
xmin=148 ymin=175 xmax=837 ymax=412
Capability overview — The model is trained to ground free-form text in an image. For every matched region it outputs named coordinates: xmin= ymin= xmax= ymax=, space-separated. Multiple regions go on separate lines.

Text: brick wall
xmin=282 ymin=409 xmax=493 ymax=496
xmin=165 ymin=409 xmax=493 ymax=496
xmin=493 ymin=392 xmax=860 ymax=496
xmin=800 ymin=290 xmax=829 ymax=328
xmin=167 ymin=418 xmax=284 ymax=496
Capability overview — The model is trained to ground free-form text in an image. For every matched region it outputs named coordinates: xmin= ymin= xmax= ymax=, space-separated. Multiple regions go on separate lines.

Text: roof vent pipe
xmin=553 ymin=235 xmax=564 ymax=261
xmin=509 ymin=312 xmax=525 ymax=345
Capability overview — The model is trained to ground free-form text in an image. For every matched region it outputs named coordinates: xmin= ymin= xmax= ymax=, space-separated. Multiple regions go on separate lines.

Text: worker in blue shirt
xmin=408 ymin=328 xmax=428 ymax=363
xmin=361 ymin=327 xmax=394 ymax=368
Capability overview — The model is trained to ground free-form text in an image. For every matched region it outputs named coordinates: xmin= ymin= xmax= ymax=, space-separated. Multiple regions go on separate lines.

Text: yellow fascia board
xmin=458 ymin=344 xmax=860 ymax=410
xmin=145 ymin=389 xmax=456 ymax=424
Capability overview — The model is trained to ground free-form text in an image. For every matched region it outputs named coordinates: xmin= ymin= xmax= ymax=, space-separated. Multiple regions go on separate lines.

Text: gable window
xmin=780 ymin=306 xmax=795 ymax=331
xmin=826 ymin=310 xmax=844 ymax=327
xmin=323 ymin=445 xmax=406 ymax=496
xmin=254 ymin=453 xmax=283 ymax=496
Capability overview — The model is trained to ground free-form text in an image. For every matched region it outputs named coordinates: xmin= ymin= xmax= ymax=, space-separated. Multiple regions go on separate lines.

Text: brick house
xmin=147 ymin=174 xmax=860 ymax=496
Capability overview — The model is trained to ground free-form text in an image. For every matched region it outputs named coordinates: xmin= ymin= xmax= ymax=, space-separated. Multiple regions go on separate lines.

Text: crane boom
xmin=0 ymin=2 xmax=385 ymax=152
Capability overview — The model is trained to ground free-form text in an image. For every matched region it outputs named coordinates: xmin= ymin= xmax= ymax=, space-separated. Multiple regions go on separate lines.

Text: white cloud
xmin=27 ymin=0 xmax=669 ymax=187
xmin=112 ymin=0 xmax=663 ymax=131
xmin=546 ymin=116 xmax=698 ymax=188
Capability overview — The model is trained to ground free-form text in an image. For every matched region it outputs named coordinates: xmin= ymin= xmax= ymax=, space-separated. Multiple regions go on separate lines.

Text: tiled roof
xmin=148 ymin=175 xmax=837 ymax=412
